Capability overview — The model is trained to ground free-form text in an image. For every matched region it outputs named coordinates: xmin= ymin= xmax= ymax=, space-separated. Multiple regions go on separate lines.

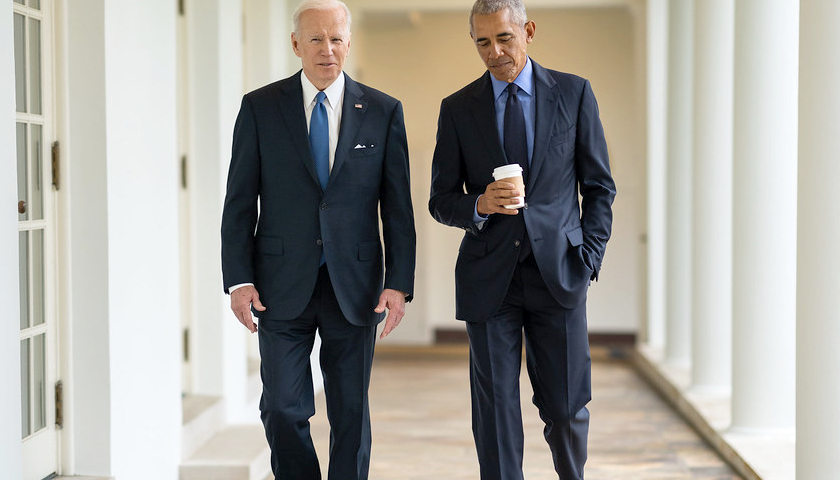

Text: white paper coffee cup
xmin=492 ymin=164 xmax=525 ymax=209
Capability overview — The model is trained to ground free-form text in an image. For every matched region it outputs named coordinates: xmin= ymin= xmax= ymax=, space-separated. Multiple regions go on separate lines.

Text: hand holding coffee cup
xmin=477 ymin=164 xmax=526 ymax=215
xmin=493 ymin=164 xmax=525 ymax=209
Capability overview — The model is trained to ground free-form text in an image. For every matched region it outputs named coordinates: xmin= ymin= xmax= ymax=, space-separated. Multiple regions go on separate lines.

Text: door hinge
xmin=55 ymin=381 xmax=63 ymax=429
xmin=181 ymin=155 xmax=188 ymax=189
xmin=178 ymin=0 xmax=185 ymax=16
xmin=51 ymin=141 xmax=60 ymax=190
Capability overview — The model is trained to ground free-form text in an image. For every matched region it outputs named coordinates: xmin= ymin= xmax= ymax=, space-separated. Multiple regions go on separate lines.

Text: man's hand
xmin=230 ymin=285 xmax=266 ymax=334
xmin=477 ymin=180 xmax=522 ymax=216
xmin=375 ymin=288 xmax=407 ymax=339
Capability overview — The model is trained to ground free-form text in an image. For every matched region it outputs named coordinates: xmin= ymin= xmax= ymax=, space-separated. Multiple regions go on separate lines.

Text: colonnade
xmin=645 ymin=0 xmax=839 ymax=477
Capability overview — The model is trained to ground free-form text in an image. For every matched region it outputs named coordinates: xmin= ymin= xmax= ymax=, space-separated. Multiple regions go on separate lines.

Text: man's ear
xmin=291 ymin=32 xmax=301 ymax=58
xmin=525 ymin=21 xmax=536 ymax=43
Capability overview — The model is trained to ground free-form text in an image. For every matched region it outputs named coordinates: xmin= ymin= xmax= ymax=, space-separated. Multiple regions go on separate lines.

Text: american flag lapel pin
xmin=355 ymin=103 xmax=363 ymax=109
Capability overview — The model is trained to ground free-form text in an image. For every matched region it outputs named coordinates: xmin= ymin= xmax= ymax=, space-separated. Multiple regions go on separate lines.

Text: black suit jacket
xmin=429 ymin=60 xmax=615 ymax=321
xmin=222 ymin=71 xmax=416 ymax=326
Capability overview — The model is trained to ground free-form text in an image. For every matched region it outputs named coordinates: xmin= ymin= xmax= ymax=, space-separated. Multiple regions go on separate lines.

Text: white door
xmin=15 ymin=0 xmax=59 ymax=478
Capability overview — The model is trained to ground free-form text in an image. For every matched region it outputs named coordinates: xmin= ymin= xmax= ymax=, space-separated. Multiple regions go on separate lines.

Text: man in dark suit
xmin=221 ymin=1 xmax=415 ymax=478
xmin=429 ymin=0 xmax=615 ymax=478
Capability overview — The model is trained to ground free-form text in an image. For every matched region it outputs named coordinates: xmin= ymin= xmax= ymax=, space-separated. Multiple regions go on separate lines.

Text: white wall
xmin=0 ymin=1 xmax=24 ymax=477
xmin=530 ymin=6 xmax=645 ymax=333
xmin=244 ymin=0 xmax=291 ymax=93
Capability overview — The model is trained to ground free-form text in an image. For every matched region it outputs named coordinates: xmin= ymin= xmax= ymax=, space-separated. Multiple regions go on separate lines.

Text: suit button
xmin=320 ymin=203 xmax=327 ymax=210
xmin=514 ymin=240 xmax=521 ymax=248
xmin=316 ymin=239 xmax=323 ymax=246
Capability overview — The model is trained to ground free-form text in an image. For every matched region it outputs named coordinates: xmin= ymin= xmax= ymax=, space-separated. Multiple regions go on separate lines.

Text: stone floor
xmin=278 ymin=344 xmax=742 ymax=480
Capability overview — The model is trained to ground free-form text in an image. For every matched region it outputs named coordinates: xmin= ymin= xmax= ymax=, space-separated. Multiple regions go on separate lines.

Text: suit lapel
xmin=528 ymin=61 xmax=560 ymax=192
xmin=275 ymin=71 xmax=321 ymax=188
xmin=331 ymin=73 xmax=366 ymax=185
xmin=471 ymin=72 xmax=508 ymax=170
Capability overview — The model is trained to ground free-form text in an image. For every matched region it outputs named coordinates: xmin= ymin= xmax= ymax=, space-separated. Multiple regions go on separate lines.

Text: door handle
xmin=18 ymin=200 xmax=26 ymax=214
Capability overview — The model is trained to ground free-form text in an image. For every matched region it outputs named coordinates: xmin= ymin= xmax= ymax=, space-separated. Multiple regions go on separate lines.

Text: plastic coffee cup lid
xmin=493 ymin=164 xmax=523 ymax=180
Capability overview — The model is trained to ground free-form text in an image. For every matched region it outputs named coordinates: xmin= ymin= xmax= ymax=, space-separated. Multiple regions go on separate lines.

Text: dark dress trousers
xmin=429 ymin=60 xmax=615 ymax=479
xmin=222 ymin=71 xmax=416 ymax=480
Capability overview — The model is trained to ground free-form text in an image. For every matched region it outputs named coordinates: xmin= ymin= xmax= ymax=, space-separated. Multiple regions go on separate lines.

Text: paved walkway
xmin=296 ymin=344 xmax=741 ymax=479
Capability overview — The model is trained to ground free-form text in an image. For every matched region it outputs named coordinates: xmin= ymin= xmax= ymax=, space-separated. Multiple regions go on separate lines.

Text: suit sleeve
xmin=379 ymin=100 xmax=417 ymax=301
xmin=221 ymin=95 xmax=260 ymax=293
xmin=428 ymin=99 xmax=483 ymax=234
xmin=575 ymin=80 xmax=617 ymax=280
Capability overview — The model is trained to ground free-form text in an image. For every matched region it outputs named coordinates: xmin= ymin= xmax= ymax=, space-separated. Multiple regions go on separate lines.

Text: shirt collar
xmin=491 ymin=56 xmax=534 ymax=101
xmin=301 ymin=71 xmax=345 ymax=111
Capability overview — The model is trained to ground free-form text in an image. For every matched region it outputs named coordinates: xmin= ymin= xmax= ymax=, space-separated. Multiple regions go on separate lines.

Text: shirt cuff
xmin=473 ymin=195 xmax=489 ymax=230
xmin=228 ymin=283 xmax=254 ymax=294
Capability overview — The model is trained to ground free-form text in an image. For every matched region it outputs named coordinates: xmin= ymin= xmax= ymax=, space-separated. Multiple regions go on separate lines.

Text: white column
xmin=59 ymin=1 xmax=112 ymax=473
xmin=0 ymin=7 xmax=24 ymax=479
xmin=188 ymin=0 xmax=251 ymax=422
xmin=103 ymin=1 xmax=183 ymax=479
xmin=730 ymin=0 xmax=798 ymax=433
xmin=645 ymin=0 xmax=668 ymax=349
xmin=690 ymin=0 xmax=733 ymax=393
xmin=664 ymin=0 xmax=693 ymax=367
xmin=797 ymin=0 xmax=840 ymax=477
xmin=56 ymin=1 xmax=183 ymax=478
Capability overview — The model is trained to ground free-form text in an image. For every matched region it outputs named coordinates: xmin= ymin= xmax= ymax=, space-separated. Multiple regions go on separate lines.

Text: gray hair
xmin=292 ymin=0 xmax=352 ymax=36
xmin=469 ymin=0 xmax=528 ymax=35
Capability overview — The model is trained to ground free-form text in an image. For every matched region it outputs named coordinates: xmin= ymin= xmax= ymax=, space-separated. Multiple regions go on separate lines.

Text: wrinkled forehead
xmin=298 ymin=7 xmax=350 ymax=37
xmin=471 ymin=10 xmax=521 ymax=38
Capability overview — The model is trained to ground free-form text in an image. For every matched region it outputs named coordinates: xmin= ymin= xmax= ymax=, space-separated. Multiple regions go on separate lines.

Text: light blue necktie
xmin=309 ymin=91 xmax=329 ymax=190
xmin=310 ymin=91 xmax=329 ymax=266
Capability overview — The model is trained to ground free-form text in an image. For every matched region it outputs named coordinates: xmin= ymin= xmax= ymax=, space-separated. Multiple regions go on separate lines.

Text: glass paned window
xmin=32 ymin=230 xmax=45 ymax=327
xmin=19 ymin=232 xmax=29 ymax=330
xmin=20 ymin=339 xmax=30 ymax=438
xmin=31 ymin=124 xmax=43 ymax=220
xmin=33 ymin=334 xmax=46 ymax=431
xmin=29 ymin=18 xmax=41 ymax=115
xmin=17 ymin=123 xmax=28 ymax=221
xmin=14 ymin=13 xmax=26 ymax=113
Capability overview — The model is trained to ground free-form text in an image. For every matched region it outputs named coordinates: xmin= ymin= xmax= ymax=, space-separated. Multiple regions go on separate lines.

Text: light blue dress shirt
xmin=491 ymin=57 xmax=536 ymax=165
xmin=474 ymin=57 xmax=536 ymax=223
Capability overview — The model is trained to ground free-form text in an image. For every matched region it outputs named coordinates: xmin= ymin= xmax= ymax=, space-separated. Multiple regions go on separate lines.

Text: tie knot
xmin=506 ymin=83 xmax=520 ymax=97
xmin=315 ymin=91 xmax=326 ymax=105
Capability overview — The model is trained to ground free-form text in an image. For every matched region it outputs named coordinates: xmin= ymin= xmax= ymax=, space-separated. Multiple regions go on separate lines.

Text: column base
xmin=634 ymin=343 xmax=794 ymax=480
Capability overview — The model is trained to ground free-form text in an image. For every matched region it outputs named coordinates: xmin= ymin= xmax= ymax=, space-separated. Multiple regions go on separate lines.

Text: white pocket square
xmin=354 ymin=144 xmax=366 ymax=149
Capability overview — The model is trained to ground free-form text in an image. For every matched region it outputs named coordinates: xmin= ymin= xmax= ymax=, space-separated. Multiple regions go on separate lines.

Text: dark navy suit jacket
xmin=429 ymin=60 xmax=615 ymax=321
xmin=222 ymin=71 xmax=416 ymax=326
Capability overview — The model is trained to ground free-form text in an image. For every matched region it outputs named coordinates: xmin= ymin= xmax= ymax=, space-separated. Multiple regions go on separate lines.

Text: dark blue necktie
xmin=504 ymin=83 xmax=531 ymax=261
xmin=504 ymin=83 xmax=529 ymax=183
xmin=310 ymin=91 xmax=329 ymax=190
